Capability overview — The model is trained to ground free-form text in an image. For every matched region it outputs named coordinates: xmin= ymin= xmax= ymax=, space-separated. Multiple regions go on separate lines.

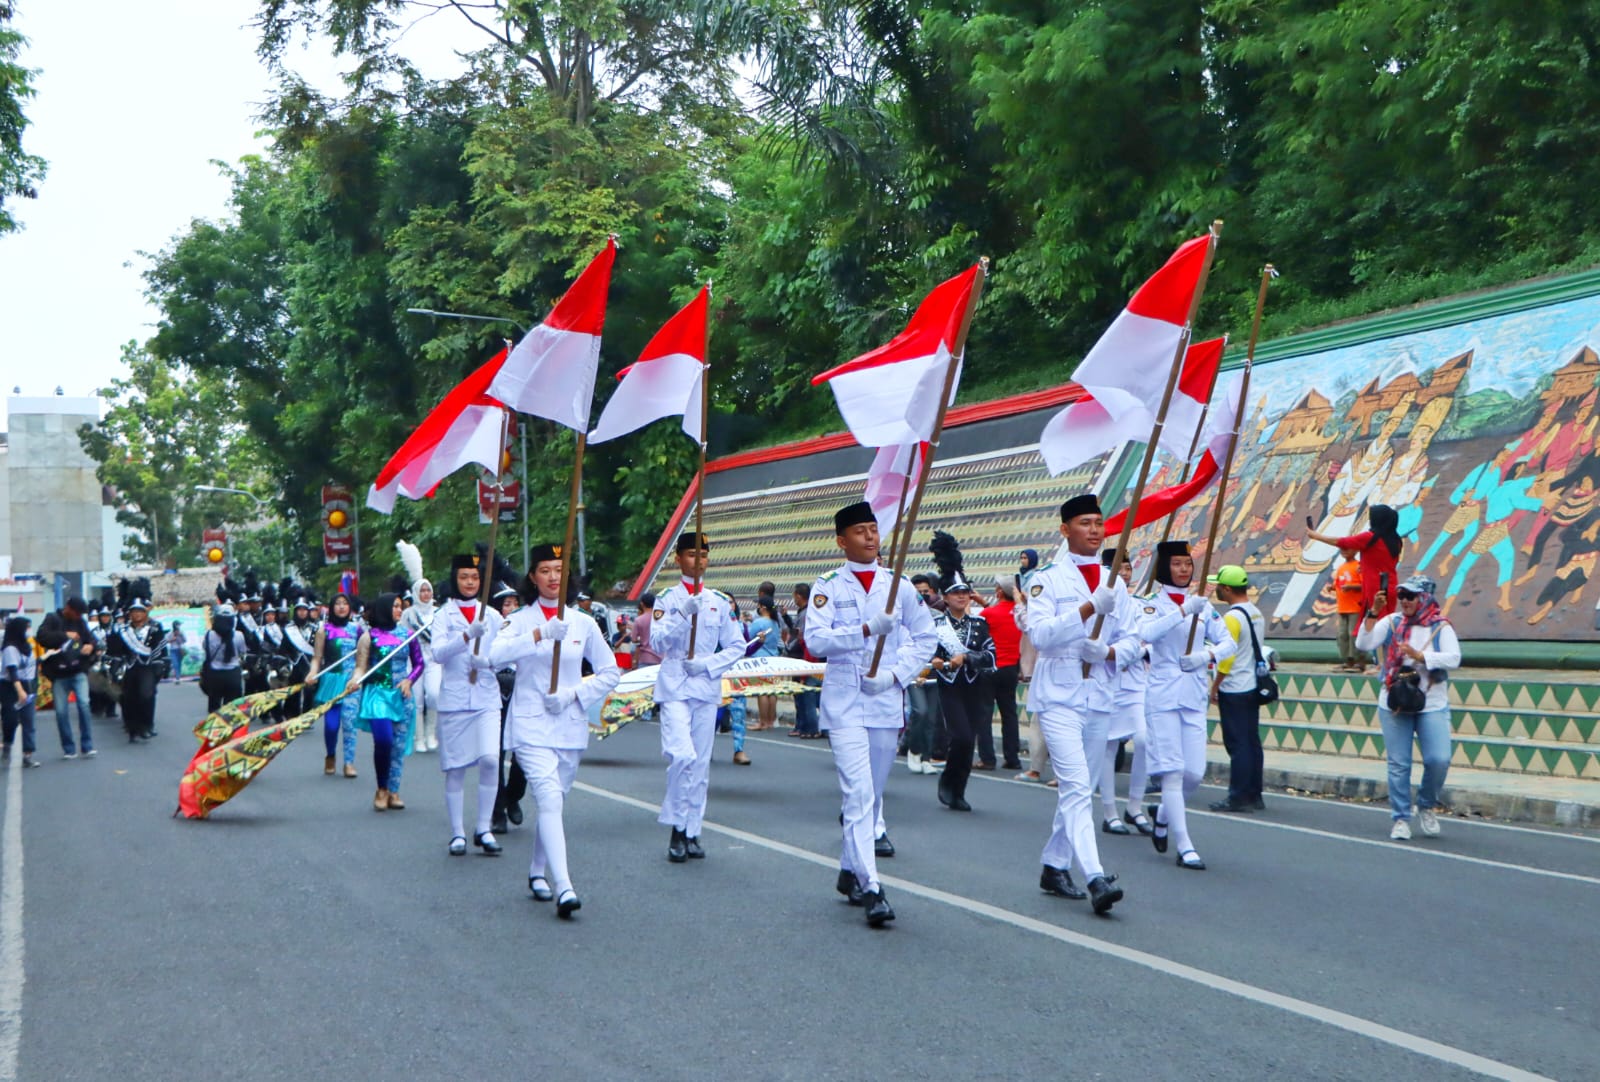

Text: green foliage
xmin=0 ymin=2 xmax=46 ymax=234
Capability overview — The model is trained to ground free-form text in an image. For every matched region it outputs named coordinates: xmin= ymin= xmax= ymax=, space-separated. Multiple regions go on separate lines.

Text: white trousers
xmin=514 ymin=745 xmax=583 ymax=893
xmin=658 ymin=699 xmax=718 ymax=836
xmin=414 ymin=663 xmax=441 ymax=749
xmin=1082 ymin=707 xmax=1111 ymax=801
xmin=1037 ymin=706 xmax=1104 ymax=880
xmin=830 ymin=725 xmax=898 ymax=892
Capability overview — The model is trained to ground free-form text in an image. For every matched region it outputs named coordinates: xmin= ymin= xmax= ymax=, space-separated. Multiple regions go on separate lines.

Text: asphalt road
xmin=2 ymin=681 xmax=1597 ymax=1081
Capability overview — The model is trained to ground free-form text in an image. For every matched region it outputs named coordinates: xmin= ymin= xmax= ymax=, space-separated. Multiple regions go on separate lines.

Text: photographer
xmin=1356 ymin=574 xmax=1461 ymax=841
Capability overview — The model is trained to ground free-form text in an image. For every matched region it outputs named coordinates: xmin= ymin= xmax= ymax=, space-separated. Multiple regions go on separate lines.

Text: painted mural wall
xmin=1114 ymin=293 xmax=1600 ymax=640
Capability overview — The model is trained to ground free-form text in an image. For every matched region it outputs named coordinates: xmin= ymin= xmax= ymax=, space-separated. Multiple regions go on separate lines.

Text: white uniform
xmin=650 ymin=581 xmax=749 ymax=838
xmin=806 ymin=561 xmax=937 ymax=892
xmin=402 ymin=601 xmax=442 ymax=751
xmin=1143 ymin=593 xmax=1234 ymax=781
xmin=489 ymin=604 xmax=620 ymax=893
xmin=430 ymin=598 xmax=505 ymax=770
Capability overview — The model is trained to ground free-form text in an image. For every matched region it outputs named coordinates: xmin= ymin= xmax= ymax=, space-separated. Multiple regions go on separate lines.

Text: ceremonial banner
xmin=588 ymin=285 xmax=709 ymax=445
xmin=177 ymin=700 xmax=332 ymax=819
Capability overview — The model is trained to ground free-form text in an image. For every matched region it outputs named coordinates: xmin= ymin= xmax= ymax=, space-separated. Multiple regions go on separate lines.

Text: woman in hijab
xmin=1308 ymin=504 xmax=1403 ymax=617
xmin=310 ymin=592 xmax=362 ymax=778
xmin=350 ymin=593 xmax=424 ymax=811
xmin=201 ymin=605 xmax=249 ymax=712
xmin=400 ymin=577 xmax=440 ymax=753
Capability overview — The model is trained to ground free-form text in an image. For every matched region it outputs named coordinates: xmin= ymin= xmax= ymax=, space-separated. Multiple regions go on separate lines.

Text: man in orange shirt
xmin=1333 ymin=547 xmax=1367 ymax=671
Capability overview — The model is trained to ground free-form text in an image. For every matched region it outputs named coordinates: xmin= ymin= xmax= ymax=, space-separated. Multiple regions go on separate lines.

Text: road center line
xmin=0 ymin=749 xmax=25 ymax=1082
xmin=573 ymin=777 xmax=1553 ymax=1082
xmin=743 ymin=733 xmax=1600 ymax=886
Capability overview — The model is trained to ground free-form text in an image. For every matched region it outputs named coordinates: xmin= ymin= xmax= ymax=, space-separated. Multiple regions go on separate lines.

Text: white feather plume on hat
xmin=396 ymin=540 xmax=424 ymax=589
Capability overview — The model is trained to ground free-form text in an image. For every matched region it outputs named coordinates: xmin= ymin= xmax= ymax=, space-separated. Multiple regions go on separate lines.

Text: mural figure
xmin=1440 ymin=455 xmax=1546 ymax=618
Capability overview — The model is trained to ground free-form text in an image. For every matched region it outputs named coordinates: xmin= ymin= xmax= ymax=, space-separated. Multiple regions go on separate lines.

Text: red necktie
xmin=541 ymin=606 xmax=559 ymax=621
xmin=1168 ymin=593 xmax=1186 ymax=607
xmin=683 ymin=582 xmax=702 ymax=596
xmin=459 ymin=604 xmax=477 ymax=624
xmin=1078 ymin=564 xmax=1100 ymax=592
xmin=853 ymin=571 xmax=876 ymax=592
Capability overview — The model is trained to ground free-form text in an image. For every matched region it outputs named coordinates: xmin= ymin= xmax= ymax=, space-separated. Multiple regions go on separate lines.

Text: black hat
xmin=492 ymin=581 xmax=519 ymax=601
xmin=1153 ymin=539 xmax=1191 ymax=587
xmin=834 ymin=501 xmax=876 ymax=533
xmin=529 ymin=542 xmax=563 ymax=566
xmin=676 ymin=532 xmax=710 ymax=553
xmin=450 ymin=554 xmax=481 ymax=572
xmin=928 ymin=530 xmax=968 ymax=594
xmin=1060 ymin=493 xmax=1103 ymax=522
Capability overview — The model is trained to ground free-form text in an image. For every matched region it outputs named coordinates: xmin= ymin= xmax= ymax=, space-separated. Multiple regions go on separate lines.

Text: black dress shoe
xmin=1123 ymin=809 xmax=1154 ymax=836
xmin=507 ymin=801 xmax=524 ymax=826
xmin=1176 ymin=849 xmax=1207 ymax=870
xmin=528 ymin=876 xmax=554 ymax=901
xmin=949 ymin=796 xmax=972 ymax=812
xmin=937 ymin=781 xmax=953 ymax=808
xmin=874 ymin=832 xmax=895 ymax=858
xmin=667 ymin=827 xmax=688 ymax=863
xmin=863 ymin=889 xmax=895 ymax=927
xmin=684 ymin=836 xmax=705 ymax=859
xmin=556 ymin=889 xmax=582 ymax=918
xmin=1039 ymin=865 xmax=1086 ymax=900
xmin=1208 ymin=799 xmax=1252 ymax=813
xmin=1102 ymin=817 xmax=1132 ymax=835
xmin=1148 ymin=804 xmax=1169 ymax=854
xmin=473 ymin=832 xmax=502 ymax=855
xmin=1087 ymin=874 xmax=1123 ymax=915
xmin=490 ymin=812 xmax=509 ymax=835
xmin=836 ymin=869 xmax=865 ymax=906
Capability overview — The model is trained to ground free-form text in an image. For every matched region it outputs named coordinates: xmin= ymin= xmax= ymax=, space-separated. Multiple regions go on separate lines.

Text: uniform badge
xmin=1144 ymin=606 xmax=1156 ymax=614
xmin=1029 ymin=584 xmax=1043 ymax=598
xmin=654 ymin=609 xmax=664 ymax=620
xmin=814 ymin=594 xmax=827 ymax=609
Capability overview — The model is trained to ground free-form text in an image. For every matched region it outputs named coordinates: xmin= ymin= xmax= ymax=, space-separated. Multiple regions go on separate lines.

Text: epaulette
xmin=711 ymin=588 xmax=732 ymax=603
xmin=1037 ymin=561 xmax=1056 ymax=572
xmin=818 ymin=570 xmax=838 ymax=582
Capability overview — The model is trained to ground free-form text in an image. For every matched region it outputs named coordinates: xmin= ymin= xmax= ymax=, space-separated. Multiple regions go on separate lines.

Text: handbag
xmin=1385 ymin=623 xmax=1444 ymax=714
xmin=1229 ymin=606 xmax=1279 ymax=705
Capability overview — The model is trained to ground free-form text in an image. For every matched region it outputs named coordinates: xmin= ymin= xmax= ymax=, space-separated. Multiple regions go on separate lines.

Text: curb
xmin=1201 ymin=759 xmax=1600 ymax=830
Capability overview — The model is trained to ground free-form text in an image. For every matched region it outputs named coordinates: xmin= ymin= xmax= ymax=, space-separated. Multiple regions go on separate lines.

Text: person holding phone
xmin=1355 ymin=574 xmax=1461 ymax=841
xmin=1304 ymin=505 xmax=1403 ymax=618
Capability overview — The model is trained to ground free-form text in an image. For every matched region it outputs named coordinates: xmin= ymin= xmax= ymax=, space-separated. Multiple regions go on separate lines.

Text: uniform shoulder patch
xmin=813 ymin=594 xmax=827 ymax=609
xmin=653 ymin=609 xmax=665 ymax=620
xmin=818 ymin=570 xmax=838 ymax=582
xmin=1143 ymin=605 xmax=1156 ymax=615
xmin=1029 ymin=584 xmax=1044 ymax=598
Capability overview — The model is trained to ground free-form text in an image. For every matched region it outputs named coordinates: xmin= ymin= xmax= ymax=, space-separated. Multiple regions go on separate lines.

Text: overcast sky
xmin=0 ymin=0 xmax=482 ymax=428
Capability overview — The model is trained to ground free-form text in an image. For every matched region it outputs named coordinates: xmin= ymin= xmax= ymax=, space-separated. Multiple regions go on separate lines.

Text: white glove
xmin=1179 ymin=649 xmax=1211 ymax=672
xmin=1182 ymin=595 xmax=1210 ymax=617
xmin=683 ymin=657 xmax=710 ymax=677
xmin=541 ymin=617 xmax=568 ymax=641
xmin=865 ymin=610 xmax=896 ymax=637
xmin=465 ymin=620 xmax=486 ymax=640
xmin=1081 ymin=637 xmax=1110 ymax=664
xmin=859 ymin=671 xmax=897 ymax=695
xmin=1090 ymin=584 xmax=1117 ymax=615
xmin=542 ymin=687 xmax=578 ymax=713
xmin=679 ymin=593 xmax=702 ymax=616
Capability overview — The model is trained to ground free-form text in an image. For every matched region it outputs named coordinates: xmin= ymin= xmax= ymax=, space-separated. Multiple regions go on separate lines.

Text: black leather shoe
xmin=556 ymin=890 xmax=582 ymax=918
xmin=684 ymin=836 xmax=705 ymax=859
xmin=506 ymin=801 xmax=524 ymax=826
xmin=1208 ymin=799 xmax=1252 ymax=813
xmin=1124 ymin=809 xmax=1154 ymax=836
xmin=937 ymin=781 xmax=953 ymax=808
xmin=1087 ymin=874 xmax=1123 ymax=915
xmin=667 ymin=827 xmax=688 ymax=863
xmin=1102 ymin=817 xmax=1132 ymax=834
xmin=1177 ymin=849 xmax=1207 ymax=870
xmin=949 ymin=796 xmax=972 ymax=812
xmin=473 ymin=832 xmax=502 ymax=855
xmin=529 ymin=876 xmax=554 ymax=901
xmin=835 ymin=869 xmax=865 ymax=906
xmin=490 ymin=812 xmax=509 ymax=835
xmin=1039 ymin=865 xmax=1086 ymax=900
xmin=1148 ymin=804 xmax=1169 ymax=854
xmin=448 ymin=836 xmax=467 ymax=856
xmin=874 ymin=832 xmax=895 ymax=858
xmin=863 ymin=889 xmax=895 ymax=927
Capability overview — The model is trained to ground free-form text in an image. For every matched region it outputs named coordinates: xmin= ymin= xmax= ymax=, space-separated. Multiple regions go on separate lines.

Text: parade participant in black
xmin=490 ymin=581 xmax=528 ymax=834
xmin=238 ymin=571 xmax=269 ymax=699
xmin=281 ymin=583 xmax=319 ymax=719
xmin=257 ymin=584 xmax=290 ymax=719
xmin=89 ymin=604 xmax=118 ymax=719
xmin=928 ymin=531 xmax=997 ymax=812
xmin=106 ymin=581 xmax=166 ymax=742
xmin=201 ymin=591 xmax=249 ymax=712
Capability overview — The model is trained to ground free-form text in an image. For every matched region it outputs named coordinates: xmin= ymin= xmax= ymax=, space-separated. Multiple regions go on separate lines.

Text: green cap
xmin=1206 ymin=565 xmax=1249 ymax=588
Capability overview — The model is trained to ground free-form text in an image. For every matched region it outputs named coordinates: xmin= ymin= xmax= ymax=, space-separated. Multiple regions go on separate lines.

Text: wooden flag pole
xmin=1138 ymin=340 xmax=1226 ymax=594
xmin=884 ymin=445 xmax=919 ymax=568
xmin=549 ymin=430 xmax=588 ymax=693
xmin=688 ymin=283 xmax=713 ymax=655
xmin=1185 ymin=264 xmax=1275 ymax=651
xmin=1088 ymin=220 xmax=1223 ymax=669
xmin=866 ymin=259 xmax=989 ymax=678
xmin=469 ymin=406 xmax=512 ymax=683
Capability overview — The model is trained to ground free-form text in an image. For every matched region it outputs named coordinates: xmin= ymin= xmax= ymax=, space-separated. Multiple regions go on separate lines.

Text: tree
xmin=0 ymin=1 xmax=46 ymax=234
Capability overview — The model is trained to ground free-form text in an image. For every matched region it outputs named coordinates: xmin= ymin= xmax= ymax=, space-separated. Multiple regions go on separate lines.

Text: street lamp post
xmin=406 ymin=308 xmax=536 ymax=574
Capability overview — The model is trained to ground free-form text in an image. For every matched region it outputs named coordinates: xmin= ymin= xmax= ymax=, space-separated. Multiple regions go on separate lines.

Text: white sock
xmin=1126 ymin=741 xmax=1149 ymax=817
xmin=475 ymin=755 xmax=498 ymax=835
xmin=539 ymin=807 xmax=571 ymax=893
xmin=1161 ymin=772 xmax=1194 ymax=855
xmin=444 ymin=767 xmax=467 ymax=837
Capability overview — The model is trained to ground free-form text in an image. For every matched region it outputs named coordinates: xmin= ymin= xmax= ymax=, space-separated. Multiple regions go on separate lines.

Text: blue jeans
xmin=52 ymin=671 xmax=93 ymax=753
xmin=3 ymin=692 xmax=37 ymax=754
xmin=1377 ymin=706 xmax=1452 ymax=820
xmin=793 ymin=681 xmax=820 ymax=735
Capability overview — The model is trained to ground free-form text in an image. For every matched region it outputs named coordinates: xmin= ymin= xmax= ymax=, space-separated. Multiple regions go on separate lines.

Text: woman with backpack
xmin=1356 ymin=573 xmax=1462 ymax=841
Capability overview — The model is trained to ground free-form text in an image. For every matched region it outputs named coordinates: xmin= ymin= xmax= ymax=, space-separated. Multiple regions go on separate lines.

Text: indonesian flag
xmin=812 ymin=264 xmax=982 ymax=447
xmin=1104 ymin=368 xmax=1243 ymax=536
xmin=1038 ymin=234 xmax=1214 ymax=474
xmin=367 ymin=351 xmax=508 ymax=513
xmin=588 ymin=285 xmax=708 ymax=445
xmin=865 ymin=442 xmax=928 ymax=537
xmin=489 ymin=237 xmax=616 ymax=431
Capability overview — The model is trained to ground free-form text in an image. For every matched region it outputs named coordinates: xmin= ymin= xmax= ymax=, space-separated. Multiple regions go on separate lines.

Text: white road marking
xmin=573 ymin=778 xmax=1554 ymax=1082
xmin=745 ymin=733 xmax=1600 ymax=885
xmin=0 ymin=750 xmax=24 ymax=1082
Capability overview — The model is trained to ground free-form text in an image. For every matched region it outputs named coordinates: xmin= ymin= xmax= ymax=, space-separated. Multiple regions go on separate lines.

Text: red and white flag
xmin=1038 ymin=234 xmax=1214 ymax=474
xmin=489 ymin=237 xmax=616 ymax=432
xmin=367 ymin=351 xmax=509 ymax=513
xmin=588 ymin=285 xmax=708 ymax=445
xmin=812 ymin=264 xmax=981 ymax=447
xmin=1103 ymin=367 xmax=1243 ymax=536
xmin=865 ymin=442 xmax=928 ymax=537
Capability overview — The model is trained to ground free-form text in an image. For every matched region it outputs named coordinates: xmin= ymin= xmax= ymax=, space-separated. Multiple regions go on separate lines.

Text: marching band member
xmin=649 ymin=532 xmax=749 ymax=863
xmin=200 ymin=599 xmax=249 ymax=713
xmin=926 ymin=531 xmax=996 ymax=813
xmin=282 ymin=587 xmax=319 ymax=719
xmin=489 ymin=544 xmax=621 ymax=919
xmin=89 ymin=604 xmax=118 ymax=720
xmin=429 ymin=554 xmax=506 ymax=856
xmin=105 ymin=584 xmax=165 ymax=742
xmin=806 ymin=501 xmax=937 ymax=927
xmin=1142 ymin=540 xmax=1236 ymax=870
